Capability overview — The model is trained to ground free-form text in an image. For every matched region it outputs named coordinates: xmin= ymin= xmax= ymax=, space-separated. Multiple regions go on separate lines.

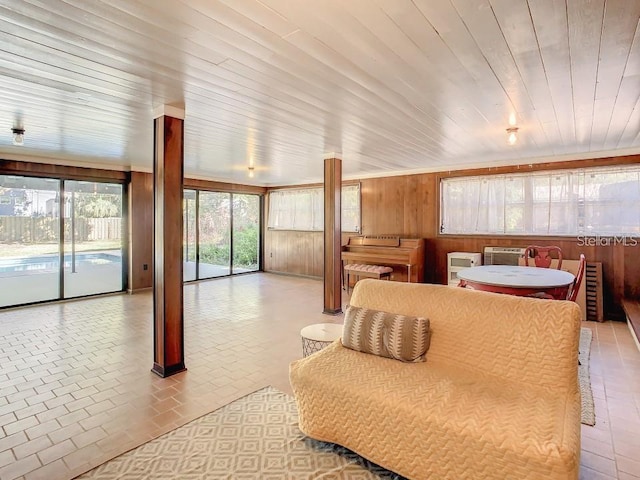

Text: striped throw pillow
xmin=341 ymin=306 xmax=431 ymax=362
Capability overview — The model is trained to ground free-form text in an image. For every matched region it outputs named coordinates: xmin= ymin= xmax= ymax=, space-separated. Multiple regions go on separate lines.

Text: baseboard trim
xmin=128 ymin=287 xmax=152 ymax=294
xmin=264 ymin=270 xmax=322 ymax=280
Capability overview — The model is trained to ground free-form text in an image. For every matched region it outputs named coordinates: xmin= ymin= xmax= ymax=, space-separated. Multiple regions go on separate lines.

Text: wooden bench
xmin=622 ymin=298 xmax=640 ymax=351
xmin=343 ymin=264 xmax=393 ymax=294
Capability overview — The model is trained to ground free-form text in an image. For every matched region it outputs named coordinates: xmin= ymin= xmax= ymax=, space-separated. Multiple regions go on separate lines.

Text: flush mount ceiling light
xmin=506 ymin=126 xmax=518 ymax=146
xmin=11 ymin=127 xmax=25 ymax=146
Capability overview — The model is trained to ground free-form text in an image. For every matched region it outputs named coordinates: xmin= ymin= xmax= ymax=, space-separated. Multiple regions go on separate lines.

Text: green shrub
xmin=193 ymin=225 xmax=258 ymax=268
xmin=199 ymin=243 xmax=230 ymax=265
xmin=233 ymin=225 xmax=258 ymax=268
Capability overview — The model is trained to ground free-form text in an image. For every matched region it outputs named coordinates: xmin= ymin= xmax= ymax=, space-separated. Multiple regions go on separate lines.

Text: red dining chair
xmin=567 ymin=254 xmax=586 ymax=302
xmin=523 ymin=245 xmax=563 ymax=269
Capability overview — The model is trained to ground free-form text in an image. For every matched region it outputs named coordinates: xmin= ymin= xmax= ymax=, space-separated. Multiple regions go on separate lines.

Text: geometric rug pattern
xmin=76 ymin=386 xmax=404 ymax=479
xmin=77 ymin=330 xmax=594 ymax=479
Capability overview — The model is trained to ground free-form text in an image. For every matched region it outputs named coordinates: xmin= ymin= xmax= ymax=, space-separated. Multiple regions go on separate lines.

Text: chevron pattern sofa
xmin=290 ymin=279 xmax=582 ymax=480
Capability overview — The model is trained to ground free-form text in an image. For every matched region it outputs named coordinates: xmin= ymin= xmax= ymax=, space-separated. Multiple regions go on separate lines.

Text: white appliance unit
xmin=483 ymin=246 xmax=526 ymax=266
xmin=447 ymin=252 xmax=482 ymax=286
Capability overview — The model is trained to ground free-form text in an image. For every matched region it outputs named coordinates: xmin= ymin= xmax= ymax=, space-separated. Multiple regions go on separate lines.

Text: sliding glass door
xmin=182 ymin=190 xmax=261 ymax=281
xmin=63 ymin=181 xmax=124 ymax=298
xmin=199 ymin=192 xmax=231 ymax=279
xmin=0 ymin=175 xmax=60 ymax=307
xmin=0 ymin=175 xmax=125 ymax=308
xmin=183 ymin=189 xmax=197 ymax=282
xmin=232 ymin=194 xmax=260 ymax=274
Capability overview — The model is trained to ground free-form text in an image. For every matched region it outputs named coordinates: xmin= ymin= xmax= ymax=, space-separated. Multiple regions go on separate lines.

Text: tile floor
xmin=0 ymin=273 xmax=637 ymax=480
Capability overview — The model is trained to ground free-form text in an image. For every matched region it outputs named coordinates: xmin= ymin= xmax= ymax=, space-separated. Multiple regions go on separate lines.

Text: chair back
xmin=524 ymin=245 xmax=563 ymax=269
xmin=567 ymin=254 xmax=586 ymax=302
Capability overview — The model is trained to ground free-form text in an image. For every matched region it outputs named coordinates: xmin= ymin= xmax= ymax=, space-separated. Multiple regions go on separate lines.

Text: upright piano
xmin=341 ymin=235 xmax=425 ymax=283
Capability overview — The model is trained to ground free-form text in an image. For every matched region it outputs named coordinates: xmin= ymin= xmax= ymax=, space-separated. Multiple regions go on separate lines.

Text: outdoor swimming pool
xmin=0 ymin=252 xmax=121 ymax=274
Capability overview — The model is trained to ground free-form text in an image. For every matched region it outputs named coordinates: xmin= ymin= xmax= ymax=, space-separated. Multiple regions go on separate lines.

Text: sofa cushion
xmin=341 ymin=305 xmax=430 ymax=362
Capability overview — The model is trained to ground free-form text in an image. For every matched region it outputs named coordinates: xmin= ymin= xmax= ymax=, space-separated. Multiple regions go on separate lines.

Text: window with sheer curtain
xmin=440 ymin=165 xmax=640 ymax=236
xmin=268 ymin=184 xmax=360 ymax=232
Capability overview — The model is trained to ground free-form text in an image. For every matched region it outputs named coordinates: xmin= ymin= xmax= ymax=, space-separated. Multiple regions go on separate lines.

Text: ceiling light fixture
xmin=11 ymin=127 xmax=25 ymax=146
xmin=506 ymin=126 xmax=518 ymax=146
xmin=248 ymin=166 xmax=255 ymax=178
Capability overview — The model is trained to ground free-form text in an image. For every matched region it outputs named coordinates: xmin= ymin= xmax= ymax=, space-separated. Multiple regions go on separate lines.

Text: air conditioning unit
xmin=483 ymin=246 xmax=526 ymax=266
xmin=447 ymin=252 xmax=482 ymax=286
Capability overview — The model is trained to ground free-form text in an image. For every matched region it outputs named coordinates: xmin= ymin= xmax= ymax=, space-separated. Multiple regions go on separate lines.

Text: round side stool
xmin=300 ymin=323 xmax=343 ymax=357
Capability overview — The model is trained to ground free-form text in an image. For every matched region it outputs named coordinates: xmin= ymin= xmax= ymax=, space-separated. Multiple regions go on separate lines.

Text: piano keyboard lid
xmin=361 ymin=235 xmax=400 ymax=247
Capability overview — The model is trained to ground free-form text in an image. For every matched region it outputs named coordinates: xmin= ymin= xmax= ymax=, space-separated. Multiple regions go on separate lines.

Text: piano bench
xmin=344 ymin=264 xmax=394 ymax=293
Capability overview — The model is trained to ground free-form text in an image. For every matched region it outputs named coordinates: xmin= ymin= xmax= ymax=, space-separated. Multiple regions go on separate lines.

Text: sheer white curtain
xmin=341 ymin=185 xmax=360 ymax=233
xmin=267 ymin=190 xmax=291 ymax=230
xmin=529 ymin=172 xmax=579 ymax=234
xmin=582 ymin=169 xmax=640 ymax=235
xmin=268 ymin=184 xmax=361 ymax=232
xmin=441 ymin=166 xmax=640 ymax=235
xmin=441 ymin=176 xmax=506 ymax=234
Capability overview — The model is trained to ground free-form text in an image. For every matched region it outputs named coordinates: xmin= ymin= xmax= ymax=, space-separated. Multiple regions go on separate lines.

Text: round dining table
xmin=456 ymin=265 xmax=575 ymax=300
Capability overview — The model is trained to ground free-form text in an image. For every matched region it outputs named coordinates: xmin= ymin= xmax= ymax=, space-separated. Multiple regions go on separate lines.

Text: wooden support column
xmin=323 ymin=155 xmax=342 ymax=314
xmin=151 ymin=104 xmax=186 ymax=377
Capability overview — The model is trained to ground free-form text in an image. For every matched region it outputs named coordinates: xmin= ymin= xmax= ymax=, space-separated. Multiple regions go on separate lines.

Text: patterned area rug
xmin=78 ymin=332 xmax=595 ymax=479
xmin=579 ymin=327 xmax=596 ymax=426
xmin=76 ymin=386 xmax=403 ymax=479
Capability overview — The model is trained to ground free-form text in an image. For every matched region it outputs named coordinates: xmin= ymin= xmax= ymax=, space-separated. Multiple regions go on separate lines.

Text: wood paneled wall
xmin=263 ymin=230 xmax=324 ymax=277
xmin=3 ymin=157 xmax=638 ymax=318
xmin=184 ymin=178 xmax=266 ymax=195
xmin=264 ymin=155 xmax=640 ymax=319
xmin=263 ymin=175 xmax=440 ymax=279
xmin=129 ymin=171 xmax=154 ymax=292
xmin=0 ymin=159 xmax=128 ymax=182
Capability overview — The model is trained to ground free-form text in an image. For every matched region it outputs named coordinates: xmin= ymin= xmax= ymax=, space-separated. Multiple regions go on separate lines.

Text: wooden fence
xmin=0 ymin=217 xmax=121 ymax=243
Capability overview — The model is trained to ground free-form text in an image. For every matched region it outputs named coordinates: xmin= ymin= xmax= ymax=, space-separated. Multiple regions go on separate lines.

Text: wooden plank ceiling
xmin=0 ymin=0 xmax=638 ymax=186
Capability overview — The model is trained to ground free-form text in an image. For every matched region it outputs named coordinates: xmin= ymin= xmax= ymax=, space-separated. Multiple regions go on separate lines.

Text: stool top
xmin=300 ymin=323 xmax=343 ymax=342
xmin=344 ymin=264 xmax=393 ymax=273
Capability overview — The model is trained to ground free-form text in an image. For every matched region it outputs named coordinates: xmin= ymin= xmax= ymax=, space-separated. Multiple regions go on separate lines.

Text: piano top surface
xmin=345 ymin=236 xmax=423 ymax=247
